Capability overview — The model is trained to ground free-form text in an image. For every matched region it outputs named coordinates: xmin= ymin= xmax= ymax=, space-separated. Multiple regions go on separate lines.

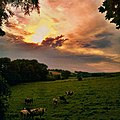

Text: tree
xmin=0 ymin=0 xmax=40 ymax=36
xmin=0 ymin=57 xmax=49 ymax=85
xmin=98 ymin=0 xmax=120 ymax=29
xmin=0 ymin=75 xmax=10 ymax=120
xmin=7 ymin=59 xmax=48 ymax=84
xmin=0 ymin=57 xmax=11 ymax=80
xmin=61 ymin=70 xmax=71 ymax=79
xmin=0 ymin=28 xmax=5 ymax=36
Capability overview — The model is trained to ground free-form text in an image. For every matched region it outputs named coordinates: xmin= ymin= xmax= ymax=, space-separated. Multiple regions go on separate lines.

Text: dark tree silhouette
xmin=0 ymin=58 xmax=49 ymax=85
xmin=0 ymin=57 xmax=11 ymax=79
xmin=99 ymin=0 xmax=120 ymax=29
xmin=0 ymin=75 xmax=10 ymax=120
xmin=0 ymin=0 xmax=40 ymax=36
xmin=61 ymin=70 xmax=71 ymax=79
xmin=0 ymin=28 xmax=5 ymax=36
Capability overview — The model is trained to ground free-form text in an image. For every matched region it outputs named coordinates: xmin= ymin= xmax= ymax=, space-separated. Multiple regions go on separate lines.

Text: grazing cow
xmin=59 ymin=95 xmax=67 ymax=103
xmin=20 ymin=108 xmax=30 ymax=119
xmin=30 ymin=108 xmax=47 ymax=118
xmin=78 ymin=77 xmax=82 ymax=81
xmin=53 ymin=97 xmax=58 ymax=106
xmin=65 ymin=90 xmax=74 ymax=96
xmin=25 ymin=98 xmax=33 ymax=105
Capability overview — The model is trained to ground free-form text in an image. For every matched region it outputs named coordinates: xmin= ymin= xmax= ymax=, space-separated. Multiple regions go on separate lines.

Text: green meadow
xmin=6 ymin=76 xmax=120 ymax=120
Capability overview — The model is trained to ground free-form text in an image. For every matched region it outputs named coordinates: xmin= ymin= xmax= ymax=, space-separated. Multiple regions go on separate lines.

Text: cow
xmin=30 ymin=108 xmax=47 ymax=119
xmin=52 ymin=97 xmax=59 ymax=107
xmin=78 ymin=77 xmax=82 ymax=81
xmin=58 ymin=95 xmax=68 ymax=103
xmin=25 ymin=98 xmax=33 ymax=105
xmin=20 ymin=108 xmax=30 ymax=119
xmin=53 ymin=97 xmax=58 ymax=105
xmin=65 ymin=90 xmax=74 ymax=96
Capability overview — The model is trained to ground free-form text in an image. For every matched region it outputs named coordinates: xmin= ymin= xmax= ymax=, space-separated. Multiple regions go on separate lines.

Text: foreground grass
xmin=6 ymin=76 xmax=120 ymax=120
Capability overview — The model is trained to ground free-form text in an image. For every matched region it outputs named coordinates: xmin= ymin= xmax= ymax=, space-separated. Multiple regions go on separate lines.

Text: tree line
xmin=48 ymin=69 xmax=71 ymax=80
xmin=75 ymin=71 xmax=120 ymax=78
xmin=0 ymin=57 xmax=48 ymax=85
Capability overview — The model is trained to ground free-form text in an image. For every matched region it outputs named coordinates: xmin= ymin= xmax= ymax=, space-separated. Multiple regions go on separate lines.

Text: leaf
xmin=98 ymin=6 xmax=106 ymax=13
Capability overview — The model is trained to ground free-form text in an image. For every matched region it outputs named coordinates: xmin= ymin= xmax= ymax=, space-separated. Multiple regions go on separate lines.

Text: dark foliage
xmin=61 ymin=70 xmax=71 ymax=79
xmin=75 ymin=71 xmax=120 ymax=78
xmin=0 ymin=57 xmax=48 ymax=85
xmin=0 ymin=0 xmax=40 ymax=36
xmin=49 ymin=69 xmax=71 ymax=80
xmin=0 ymin=75 xmax=10 ymax=120
xmin=99 ymin=0 xmax=120 ymax=29
xmin=75 ymin=71 xmax=90 ymax=78
xmin=0 ymin=28 xmax=5 ymax=36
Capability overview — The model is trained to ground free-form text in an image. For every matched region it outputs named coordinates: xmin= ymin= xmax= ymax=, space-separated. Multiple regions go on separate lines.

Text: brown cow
xmin=20 ymin=108 xmax=30 ymax=119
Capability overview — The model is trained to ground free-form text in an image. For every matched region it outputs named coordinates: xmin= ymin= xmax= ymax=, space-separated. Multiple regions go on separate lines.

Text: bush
xmin=0 ymin=76 xmax=10 ymax=120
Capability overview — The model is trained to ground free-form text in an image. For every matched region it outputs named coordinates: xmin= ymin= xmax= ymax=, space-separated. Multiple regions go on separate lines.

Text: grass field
xmin=6 ymin=76 xmax=120 ymax=120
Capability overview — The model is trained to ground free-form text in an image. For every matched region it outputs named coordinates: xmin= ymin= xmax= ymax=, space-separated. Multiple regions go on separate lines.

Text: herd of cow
xmin=20 ymin=90 xmax=74 ymax=120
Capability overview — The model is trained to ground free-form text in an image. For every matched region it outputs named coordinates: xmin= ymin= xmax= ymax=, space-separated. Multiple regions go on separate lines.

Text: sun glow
xmin=23 ymin=16 xmax=59 ymax=45
xmin=31 ymin=25 xmax=50 ymax=44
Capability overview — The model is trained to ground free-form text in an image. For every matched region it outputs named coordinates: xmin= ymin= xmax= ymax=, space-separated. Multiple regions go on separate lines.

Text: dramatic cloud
xmin=41 ymin=35 xmax=68 ymax=48
xmin=95 ymin=32 xmax=113 ymax=38
xmin=5 ymin=22 xmax=32 ymax=36
xmin=0 ymin=0 xmax=120 ymax=72
xmin=82 ymin=39 xmax=112 ymax=48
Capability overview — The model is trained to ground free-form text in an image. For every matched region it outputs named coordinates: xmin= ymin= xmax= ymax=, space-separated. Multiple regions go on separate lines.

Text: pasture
xmin=6 ymin=76 xmax=120 ymax=120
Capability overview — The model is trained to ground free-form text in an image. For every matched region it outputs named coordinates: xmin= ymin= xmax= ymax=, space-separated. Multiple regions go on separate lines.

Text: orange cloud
xmin=1 ymin=0 xmax=119 ymax=72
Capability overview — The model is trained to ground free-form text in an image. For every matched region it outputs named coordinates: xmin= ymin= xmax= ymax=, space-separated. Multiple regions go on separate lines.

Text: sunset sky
xmin=0 ymin=0 xmax=120 ymax=72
